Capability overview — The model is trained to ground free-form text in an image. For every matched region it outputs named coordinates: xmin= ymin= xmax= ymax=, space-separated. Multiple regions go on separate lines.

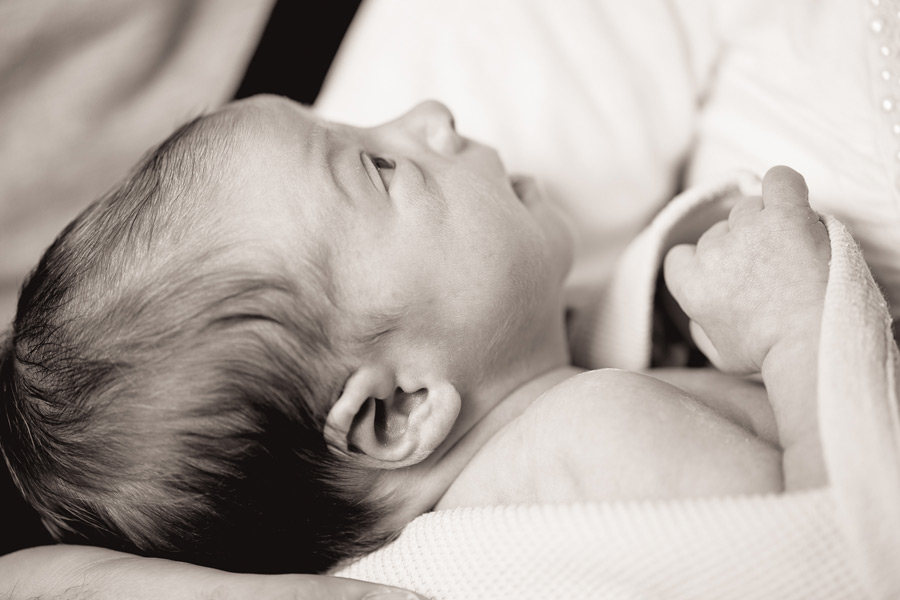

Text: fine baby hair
xmin=0 ymin=114 xmax=399 ymax=574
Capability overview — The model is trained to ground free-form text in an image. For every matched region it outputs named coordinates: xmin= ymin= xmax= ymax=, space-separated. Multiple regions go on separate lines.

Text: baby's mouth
xmin=509 ymin=174 xmax=527 ymax=202
xmin=509 ymin=174 xmax=538 ymax=204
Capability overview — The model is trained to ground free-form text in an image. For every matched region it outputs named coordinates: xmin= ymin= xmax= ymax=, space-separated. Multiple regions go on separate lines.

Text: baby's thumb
xmin=761 ymin=165 xmax=809 ymax=208
xmin=663 ymin=244 xmax=696 ymax=311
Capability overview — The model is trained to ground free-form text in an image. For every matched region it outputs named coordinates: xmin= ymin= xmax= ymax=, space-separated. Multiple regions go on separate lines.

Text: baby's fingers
xmin=696 ymin=220 xmax=729 ymax=250
xmin=762 ymin=165 xmax=809 ymax=208
xmin=663 ymin=243 xmax=697 ymax=311
xmin=689 ymin=320 xmax=724 ymax=370
xmin=728 ymin=195 xmax=763 ymax=230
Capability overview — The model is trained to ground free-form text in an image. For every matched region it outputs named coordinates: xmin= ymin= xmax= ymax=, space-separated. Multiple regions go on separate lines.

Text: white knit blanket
xmin=332 ymin=175 xmax=900 ymax=599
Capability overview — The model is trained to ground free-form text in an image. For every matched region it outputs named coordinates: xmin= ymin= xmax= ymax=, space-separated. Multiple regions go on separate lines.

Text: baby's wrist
xmin=759 ymin=301 xmax=824 ymax=362
xmin=762 ymin=327 xmax=818 ymax=368
xmin=759 ymin=323 xmax=822 ymax=456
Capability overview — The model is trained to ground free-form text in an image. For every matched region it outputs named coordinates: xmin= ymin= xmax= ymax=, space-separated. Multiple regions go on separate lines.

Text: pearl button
xmin=869 ymin=0 xmax=900 ymax=193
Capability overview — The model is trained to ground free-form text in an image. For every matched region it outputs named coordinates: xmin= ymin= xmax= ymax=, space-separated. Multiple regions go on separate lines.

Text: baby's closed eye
xmin=368 ymin=154 xmax=395 ymax=188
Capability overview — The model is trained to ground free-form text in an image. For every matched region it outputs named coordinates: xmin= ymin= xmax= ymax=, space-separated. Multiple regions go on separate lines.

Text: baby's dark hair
xmin=0 ymin=116 xmax=398 ymax=573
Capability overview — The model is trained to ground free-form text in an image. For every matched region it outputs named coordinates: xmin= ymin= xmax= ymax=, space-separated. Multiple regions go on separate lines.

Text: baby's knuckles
xmin=690 ymin=205 xmax=829 ymax=371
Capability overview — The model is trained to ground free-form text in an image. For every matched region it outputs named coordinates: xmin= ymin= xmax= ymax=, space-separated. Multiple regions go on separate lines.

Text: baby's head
xmin=0 ymin=95 xmax=574 ymax=573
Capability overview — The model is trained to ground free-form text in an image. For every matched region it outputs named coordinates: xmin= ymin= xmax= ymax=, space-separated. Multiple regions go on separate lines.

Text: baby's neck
xmin=376 ymin=303 xmax=575 ymax=529
xmin=385 ymin=363 xmax=584 ymax=526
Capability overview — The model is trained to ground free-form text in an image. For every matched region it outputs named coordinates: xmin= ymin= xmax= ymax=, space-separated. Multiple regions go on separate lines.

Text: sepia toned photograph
xmin=1 ymin=1 xmax=899 ymax=598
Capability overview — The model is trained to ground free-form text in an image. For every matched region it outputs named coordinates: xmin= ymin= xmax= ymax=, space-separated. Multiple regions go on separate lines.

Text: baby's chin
xmin=532 ymin=182 xmax=577 ymax=282
xmin=504 ymin=172 xmax=576 ymax=291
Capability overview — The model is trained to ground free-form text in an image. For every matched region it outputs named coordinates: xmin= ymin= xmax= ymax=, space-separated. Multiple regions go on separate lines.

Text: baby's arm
xmin=663 ymin=166 xmax=830 ymax=490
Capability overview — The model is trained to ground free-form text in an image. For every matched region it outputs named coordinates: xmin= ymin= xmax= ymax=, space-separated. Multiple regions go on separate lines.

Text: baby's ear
xmin=324 ymin=366 xmax=461 ymax=469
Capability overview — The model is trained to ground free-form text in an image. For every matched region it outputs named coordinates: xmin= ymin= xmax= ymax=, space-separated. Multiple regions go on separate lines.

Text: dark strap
xmin=234 ymin=1 xmax=362 ymax=104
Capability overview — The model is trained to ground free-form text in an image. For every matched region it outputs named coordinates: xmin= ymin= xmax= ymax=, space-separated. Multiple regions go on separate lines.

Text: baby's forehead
xmin=173 ymin=97 xmax=325 ymax=247
xmin=176 ymin=103 xmax=284 ymax=192
xmin=191 ymin=107 xmax=251 ymax=153
xmin=191 ymin=96 xmax=320 ymax=178
xmin=212 ymin=94 xmax=310 ymax=136
xmin=133 ymin=110 xmax=261 ymax=247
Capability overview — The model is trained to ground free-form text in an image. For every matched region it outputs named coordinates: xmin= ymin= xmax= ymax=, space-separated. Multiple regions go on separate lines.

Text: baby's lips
xmin=509 ymin=173 xmax=546 ymax=205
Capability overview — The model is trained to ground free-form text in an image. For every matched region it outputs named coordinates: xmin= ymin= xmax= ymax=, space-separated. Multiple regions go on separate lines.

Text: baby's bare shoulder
xmin=437 ymin=369 xmax=657 ymax=507
xmin=440 ymin=369 xmax=781 ymax=508
xmin=520 ymin=368 xmax=782 ymax=501
xmin=526 ymin=368 xmax=686 ymax=426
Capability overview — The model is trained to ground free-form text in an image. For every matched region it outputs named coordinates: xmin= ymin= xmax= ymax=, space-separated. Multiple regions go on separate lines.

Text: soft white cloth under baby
xmin=332 ymin=175 xmax=900 ymax=600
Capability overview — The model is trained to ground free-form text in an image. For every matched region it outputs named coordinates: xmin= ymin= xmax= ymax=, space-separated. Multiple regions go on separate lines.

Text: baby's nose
xmin=404 ymin=100 xmax=463 ymax=155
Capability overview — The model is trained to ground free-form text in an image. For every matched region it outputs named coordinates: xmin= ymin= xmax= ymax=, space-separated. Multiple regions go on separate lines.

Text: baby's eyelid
xmin=369 ymin=154 xmax=395 ymax=189
xmin=371 ymin=155 xmax=395 ymax=170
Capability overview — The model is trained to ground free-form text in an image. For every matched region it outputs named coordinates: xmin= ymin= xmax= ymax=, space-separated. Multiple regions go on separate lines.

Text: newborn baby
xmin=0 ymin=95 xmax=829 ymax=574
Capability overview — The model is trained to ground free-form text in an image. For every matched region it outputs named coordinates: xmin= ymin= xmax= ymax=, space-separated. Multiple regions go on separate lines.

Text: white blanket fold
xmin=333 ymin=176 xmax=900 ymax=600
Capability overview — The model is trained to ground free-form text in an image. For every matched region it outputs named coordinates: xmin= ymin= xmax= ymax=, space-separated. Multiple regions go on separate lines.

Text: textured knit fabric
xmin=336 ymin=492 xmax=857 ymax=600
xmin=332 ymin=175 xmax=900 ymax=600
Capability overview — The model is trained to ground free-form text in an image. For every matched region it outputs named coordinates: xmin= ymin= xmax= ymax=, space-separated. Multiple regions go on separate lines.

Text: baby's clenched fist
xmin=663 ymin=166 xmax=831 ymax=374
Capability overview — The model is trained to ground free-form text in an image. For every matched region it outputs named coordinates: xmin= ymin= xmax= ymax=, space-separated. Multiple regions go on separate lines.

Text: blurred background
xmin=0 ymin=0 xmax=363 ymax=332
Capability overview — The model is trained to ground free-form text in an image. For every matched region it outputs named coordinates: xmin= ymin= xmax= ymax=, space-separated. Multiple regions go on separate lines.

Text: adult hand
xmin=663 ymin=166 xmax=831 ymax=374
xmin=0 ymin=545 xmax=425 ymax=600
